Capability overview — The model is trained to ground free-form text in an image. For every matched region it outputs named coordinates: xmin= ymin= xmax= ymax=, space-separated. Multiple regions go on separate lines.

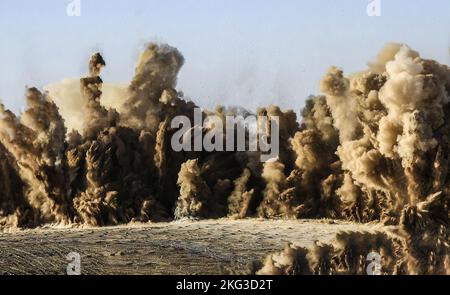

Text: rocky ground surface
xmin=0 ymin=219 xmax=383 ymax=274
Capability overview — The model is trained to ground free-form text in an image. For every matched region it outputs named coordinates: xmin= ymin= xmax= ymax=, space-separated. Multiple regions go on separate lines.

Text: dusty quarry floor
xmin=0 ymin=219 xmax=385 ymax=274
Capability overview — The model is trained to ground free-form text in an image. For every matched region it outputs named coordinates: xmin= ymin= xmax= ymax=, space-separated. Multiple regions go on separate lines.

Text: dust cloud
xmin=0 ymin=42 xmax=448 ymax=274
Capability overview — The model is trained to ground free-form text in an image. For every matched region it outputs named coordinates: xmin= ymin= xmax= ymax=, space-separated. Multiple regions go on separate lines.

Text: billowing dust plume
xmin=0 ymin=42 xmax=448 ymax=274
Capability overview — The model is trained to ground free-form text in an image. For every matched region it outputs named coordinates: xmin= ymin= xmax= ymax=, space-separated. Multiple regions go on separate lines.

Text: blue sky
xmin=0 ymin=0 xmax=449 ymax=113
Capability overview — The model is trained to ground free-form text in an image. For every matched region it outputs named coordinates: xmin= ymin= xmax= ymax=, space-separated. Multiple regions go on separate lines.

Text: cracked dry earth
xmin=0 ymin=219 xmax=385 ymax=274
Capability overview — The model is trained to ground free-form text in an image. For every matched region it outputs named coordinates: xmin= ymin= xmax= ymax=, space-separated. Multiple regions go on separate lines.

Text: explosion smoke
xmin=0 ymin=42 xmax=448 ymax=274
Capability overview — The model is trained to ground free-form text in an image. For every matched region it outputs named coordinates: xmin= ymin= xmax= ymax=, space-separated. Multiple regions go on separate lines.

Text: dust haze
xmin=0 ymin=42 xmax=448 ymax=275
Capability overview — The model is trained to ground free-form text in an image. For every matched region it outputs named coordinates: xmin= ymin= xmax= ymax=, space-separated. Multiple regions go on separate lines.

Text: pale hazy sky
xmin=0 ymin=0 xmax=449 ymax=113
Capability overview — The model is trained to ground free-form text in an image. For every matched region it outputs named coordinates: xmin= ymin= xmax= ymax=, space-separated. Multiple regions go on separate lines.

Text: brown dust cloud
xmin=0 ymin=42 xmax=449 ymax=274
